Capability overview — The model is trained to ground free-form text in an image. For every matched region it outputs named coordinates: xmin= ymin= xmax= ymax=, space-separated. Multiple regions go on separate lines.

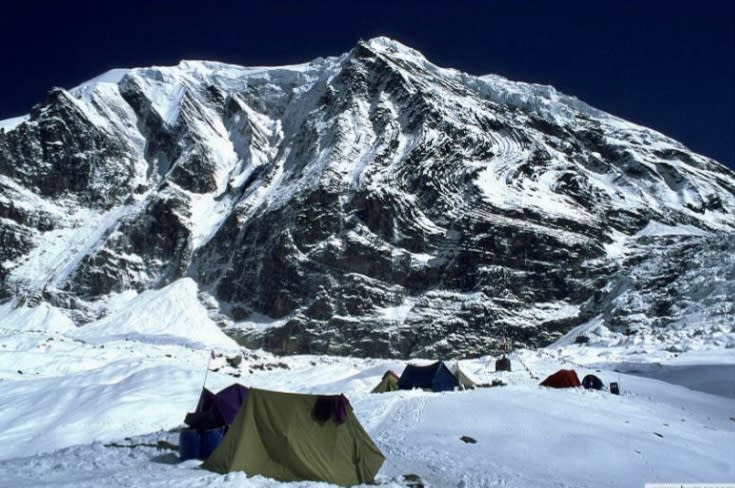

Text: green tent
xmin=202 ymin=388 xmax=384 ymax=485
xmin=371 ymin=370 xmax=400 ymax=393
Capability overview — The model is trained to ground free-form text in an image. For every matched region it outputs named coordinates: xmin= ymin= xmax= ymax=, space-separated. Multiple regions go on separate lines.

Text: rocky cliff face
xmin=1 ymin=38 xmax=734 ymax=357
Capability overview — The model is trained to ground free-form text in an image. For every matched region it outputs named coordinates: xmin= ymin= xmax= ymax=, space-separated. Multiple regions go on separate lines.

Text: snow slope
xmin=71 ymin=278 xmax=238 ymax=349
xmin=0 ymin=279 xmax=732 ymax=487
xmin=1 ymin=37 xmax=734 ymax=359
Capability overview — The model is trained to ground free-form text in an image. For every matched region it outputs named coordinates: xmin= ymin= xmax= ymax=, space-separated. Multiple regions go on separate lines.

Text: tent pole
xmin=202 ymin=350 xmax=213 ymax=389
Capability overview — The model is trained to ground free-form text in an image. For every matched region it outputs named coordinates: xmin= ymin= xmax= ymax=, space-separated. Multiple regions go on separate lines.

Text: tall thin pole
xmin=202 ymin=350 xmax=214 ymax=390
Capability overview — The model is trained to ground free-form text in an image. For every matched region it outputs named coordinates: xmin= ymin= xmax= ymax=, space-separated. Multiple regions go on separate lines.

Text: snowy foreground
xmin=0 ymin=280 xmax=733 ymax=487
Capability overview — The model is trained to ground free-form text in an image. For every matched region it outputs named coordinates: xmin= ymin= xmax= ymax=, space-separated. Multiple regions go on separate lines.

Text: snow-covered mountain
xmin=1 ymin=37 xmax=734 ymax=358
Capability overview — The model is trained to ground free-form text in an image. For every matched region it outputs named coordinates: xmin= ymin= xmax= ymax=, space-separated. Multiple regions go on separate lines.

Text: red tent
xmin=540 ymin=369 xmax=581 ymax=388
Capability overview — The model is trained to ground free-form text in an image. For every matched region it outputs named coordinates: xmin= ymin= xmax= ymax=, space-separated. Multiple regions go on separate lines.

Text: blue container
xmin=200 ymin=427 xmax=225 ymax=458
xmin=179 ymin=428 xmax=201 ymax=461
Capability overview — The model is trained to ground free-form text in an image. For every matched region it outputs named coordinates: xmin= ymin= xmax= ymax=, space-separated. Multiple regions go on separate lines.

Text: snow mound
xmin=72 ymin=278 xmax=237 ymax=349
xmin=0 ymin=361 xmax=202 ymax=461
xmin=0 ymin=301 xmax=76 ymax=334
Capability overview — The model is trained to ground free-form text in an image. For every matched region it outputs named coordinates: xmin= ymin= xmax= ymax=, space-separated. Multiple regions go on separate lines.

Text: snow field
xmin=0 ymin=278 xmax=732 ymax=487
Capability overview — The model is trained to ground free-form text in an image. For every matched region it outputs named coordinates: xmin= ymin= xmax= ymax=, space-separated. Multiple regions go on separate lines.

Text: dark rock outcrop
xmin=0 ymin=38 xmax=733 ymax=358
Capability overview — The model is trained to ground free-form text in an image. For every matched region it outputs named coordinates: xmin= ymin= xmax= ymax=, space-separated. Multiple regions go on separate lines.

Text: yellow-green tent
xmin=371 ymin=370 xmax=400 ymax=393
xmin=202 ymin=388 xmax=384 ymax=486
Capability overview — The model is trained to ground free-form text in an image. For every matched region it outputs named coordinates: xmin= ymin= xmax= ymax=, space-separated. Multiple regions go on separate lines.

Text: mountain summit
xmin=1 ymin=38 xmax=733 ymax=357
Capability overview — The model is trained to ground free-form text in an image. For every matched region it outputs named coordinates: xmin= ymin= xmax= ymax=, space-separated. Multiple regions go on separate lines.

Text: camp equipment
xmin=539 ymin=369 xmax=581 ymax=388
xmin=371 ymin=370 xmax=400 ymax=393
xmin=449 ymin=361 xmax=479 ymax=389
xmin=179 ymin=429 xmax=201 ymax=461
xmin=200 ymin=427 xmax=226 ymax=458
xmin=495 ymin=355 xmax=511 ymax=372
xmin=202 ymin=388 xmax=384 ymax=485
xmin=185 ymin=384 xmax=249 ymax=430
xmin=399 ymin=361 xmax=458 ymax=392
xmin=582 ymin=374 xmax=604 ymax=390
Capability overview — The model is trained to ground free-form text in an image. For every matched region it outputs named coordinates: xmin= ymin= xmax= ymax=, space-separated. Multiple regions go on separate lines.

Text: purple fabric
xmin=334 ymin=394 xmax=349 ymax=423
xmin=195 ymin=388 xmax=216 ymax=413
xmin=213 ymin=384 xmax=249 ymax=425
xmin=313 ymin=394 xmax=350 ymax=424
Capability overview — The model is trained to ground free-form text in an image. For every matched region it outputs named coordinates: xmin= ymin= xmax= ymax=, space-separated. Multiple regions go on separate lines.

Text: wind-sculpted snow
xmin=0 ymin=37 xmax=734 ymax=358
xmin=0 ymin=317 xmax=732 ymax=487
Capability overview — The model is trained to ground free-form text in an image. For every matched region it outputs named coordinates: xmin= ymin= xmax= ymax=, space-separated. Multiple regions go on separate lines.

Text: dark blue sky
xmin=2 ymin=1 xmax=733 ymax=169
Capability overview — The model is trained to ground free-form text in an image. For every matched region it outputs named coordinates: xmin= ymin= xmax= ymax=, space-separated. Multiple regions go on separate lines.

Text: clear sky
xmin=1 ymin=0 xmax=733 ymax=170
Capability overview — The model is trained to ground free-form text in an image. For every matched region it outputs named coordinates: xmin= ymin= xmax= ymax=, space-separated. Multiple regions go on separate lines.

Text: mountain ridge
xmin=1 ymin=37 xmax=733 ymax=358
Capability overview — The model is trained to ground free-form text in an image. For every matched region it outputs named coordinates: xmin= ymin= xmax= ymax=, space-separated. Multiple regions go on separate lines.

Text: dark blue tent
xmin=399 ymin=362 xmax=458 ymax=392
xmin=582 ymin=374 xmax=604 ymax=390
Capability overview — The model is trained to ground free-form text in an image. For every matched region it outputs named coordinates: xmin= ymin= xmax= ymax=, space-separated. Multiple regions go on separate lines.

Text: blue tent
xmin=582 ymin=374 xmax=604 ymax=390
xmin=398 ymin=361 xmax=458 ymax=392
